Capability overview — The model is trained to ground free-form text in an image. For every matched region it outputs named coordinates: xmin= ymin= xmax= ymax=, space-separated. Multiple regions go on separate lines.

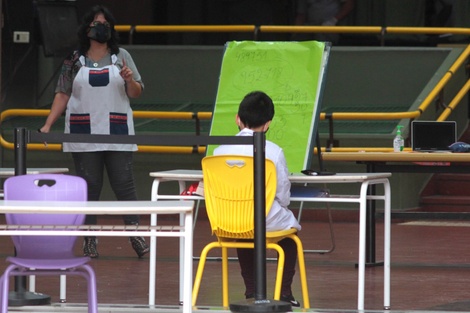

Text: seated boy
xmin=213 ymin=91 xmax=301 ymax=306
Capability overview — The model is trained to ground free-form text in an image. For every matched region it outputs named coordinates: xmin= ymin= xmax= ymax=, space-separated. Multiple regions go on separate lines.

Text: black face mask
xmin=88 ymin=23 xmax=111 ymax=43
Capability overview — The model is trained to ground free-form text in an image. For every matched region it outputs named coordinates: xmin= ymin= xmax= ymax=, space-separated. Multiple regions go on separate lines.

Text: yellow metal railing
xmin=115 ymin=23 xmax=470 ymax=125
xmin=3 ymin=39 xmax=468 ymax=153
xmin=319 ymin=43 xmax=470 ymax=122
xmin=115 ymin=24 xmax=470 ymax=45
xmin=0 ymin=109 xmax=211 ymax=153
xmin=4 ymin=25 xmax=470 ymax=153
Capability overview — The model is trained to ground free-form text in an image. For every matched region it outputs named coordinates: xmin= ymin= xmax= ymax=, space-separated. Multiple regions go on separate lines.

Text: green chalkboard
xmin=208 ymin=41 xmax=330 ymax=173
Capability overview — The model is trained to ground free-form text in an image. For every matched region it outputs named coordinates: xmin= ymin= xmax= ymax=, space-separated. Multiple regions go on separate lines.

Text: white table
xmin=150 ymin=170 xmax=391 ymax=311
xmin=0 ymin=200 xmax=194 ymax=313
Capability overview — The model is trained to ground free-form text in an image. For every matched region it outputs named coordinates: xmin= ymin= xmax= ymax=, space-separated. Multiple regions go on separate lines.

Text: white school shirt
xmin=213 ymin=128 xmax=301 ymax=232
xmin=63 ymin=54 xmax=137 ymax=152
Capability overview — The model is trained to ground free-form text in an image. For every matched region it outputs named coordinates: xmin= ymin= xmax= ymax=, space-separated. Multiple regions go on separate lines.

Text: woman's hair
xmin=237 ymin=91 xmax=275 ymax=128
xmin=77 ymin=5 xmax=120 ymax=55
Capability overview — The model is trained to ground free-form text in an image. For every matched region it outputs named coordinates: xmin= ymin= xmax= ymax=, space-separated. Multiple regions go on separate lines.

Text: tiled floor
xmin=2 ymin=209 xmax=470 ymax=313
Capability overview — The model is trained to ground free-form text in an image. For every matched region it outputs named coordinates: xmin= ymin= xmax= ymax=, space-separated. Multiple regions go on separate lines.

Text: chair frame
xmin=0 ymin=263 xmax=97 ymax=313
xmin=192 ymin=155 xmax=310 ymax=308
xmin=0 ymin=174 xmax=98 ymax=313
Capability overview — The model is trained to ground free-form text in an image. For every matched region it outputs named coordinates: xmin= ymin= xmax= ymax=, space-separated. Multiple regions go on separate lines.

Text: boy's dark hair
xmin=77 ymin=5 xmax=120 ymax=56
xmin=238 ymin=91 xmax=275 ymax=128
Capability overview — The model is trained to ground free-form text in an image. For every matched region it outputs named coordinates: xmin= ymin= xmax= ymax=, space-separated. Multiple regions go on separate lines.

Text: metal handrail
xmin=0 ymin=109 xmax=210 ymax=153
xmin=116 ymin=25 xmax=257 ymax=44
xmin=3 ymin=36 xmax=469 ymax=154
xmin=115 ymin=24 xmax=470 ymax=45
xmin=321 ymin=43 xmax=470 ymax=122
xmin=4 ymin=25 xmax=469 ymax=153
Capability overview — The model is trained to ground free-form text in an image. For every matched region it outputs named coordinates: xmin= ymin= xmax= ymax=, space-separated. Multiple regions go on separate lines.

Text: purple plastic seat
xmin=0 ymin=174 xmax=97 ymax=313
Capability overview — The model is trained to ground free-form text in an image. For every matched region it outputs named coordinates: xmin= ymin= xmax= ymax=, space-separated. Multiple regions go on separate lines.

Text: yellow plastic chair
xmin=192 ymin=155 xmax=310 ymax=308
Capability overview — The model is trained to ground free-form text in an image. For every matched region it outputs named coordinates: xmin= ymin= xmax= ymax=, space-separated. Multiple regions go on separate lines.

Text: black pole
xmin=14 ymin=127 xmax=26 ymax=176
xmin=13 ymin=127 xmax=26 ymax=294
xmin=10 ymin=127 xmax=50 ymax=306
xmin=230 ymin=132 xmax=290 ymax=312
xmin=253 ymin=131 xmax=267 ymax=301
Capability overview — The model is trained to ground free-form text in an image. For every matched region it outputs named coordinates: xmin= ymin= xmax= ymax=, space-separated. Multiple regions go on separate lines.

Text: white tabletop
xmin=0 ymin=168 xmax=69 ymax=178
xmin=322 ymin=151 xmax=470 ymax=162
xmin=288 ymin=172 xmax=391 ymax=183
xmin=0 ymin=200 xmax=193 ymax=215
xmin=150 ymin=169 xmax=203 ymax=179
xmin=150 ymin=169 xmax=391 ymax=183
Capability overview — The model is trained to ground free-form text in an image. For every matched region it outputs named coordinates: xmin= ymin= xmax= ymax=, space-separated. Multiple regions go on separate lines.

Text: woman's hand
xmin=41 ymin=92 xmax=70 ymax=133
xmin=120 ymin=58 xmax=134 ymax=83
xmin=120 ymin=58 xmax=142 ymax=98
xmin=39 ymin=125 xmax=50 ymax=133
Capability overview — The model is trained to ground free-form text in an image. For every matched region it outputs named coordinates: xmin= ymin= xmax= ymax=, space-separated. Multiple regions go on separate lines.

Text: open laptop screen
xmin=411 ymin=120 xmax=457 ymax=152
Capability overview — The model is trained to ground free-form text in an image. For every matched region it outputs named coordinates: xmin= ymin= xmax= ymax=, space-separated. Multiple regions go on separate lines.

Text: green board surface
xmin=208 ymin=40 xmax=330 ymax=173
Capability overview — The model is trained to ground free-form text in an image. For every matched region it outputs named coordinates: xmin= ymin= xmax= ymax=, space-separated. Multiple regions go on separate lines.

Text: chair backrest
xmin=4 ymin=174 xmax=87 ymax=259
xmin=201 ymin=155 xmax=276 ymax=239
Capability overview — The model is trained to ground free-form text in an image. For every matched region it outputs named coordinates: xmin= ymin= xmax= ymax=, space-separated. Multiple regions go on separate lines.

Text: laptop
xmin=411 ymin=120 xmax=457 ymax=152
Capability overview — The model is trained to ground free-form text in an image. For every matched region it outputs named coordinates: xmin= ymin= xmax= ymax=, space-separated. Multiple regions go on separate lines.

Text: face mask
xmin=88 ymin=23 xmax=111 ymax=43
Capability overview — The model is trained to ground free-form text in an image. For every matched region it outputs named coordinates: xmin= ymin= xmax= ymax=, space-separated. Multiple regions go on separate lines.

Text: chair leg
xmin=60 ymin=274 xmax=66 ymax=303
xmin=221 ymin=247 xmax=229 ymax=307
xmin=29 ymin=274 xmax=36 ymax=292
xmin=0 ymin=275 xmax=8 ymax=313
xmin=289 ymin=235 xmax=310 ymax=309
xmin=79 ymin=265 xmax=98 ymax=313
xmin=267 ymin=243 xmax=285 ymax=301
xmin=192 ymin=242 xmax=219 ymax=306
xmin=0 ymin=265 xmax=16 ymax=313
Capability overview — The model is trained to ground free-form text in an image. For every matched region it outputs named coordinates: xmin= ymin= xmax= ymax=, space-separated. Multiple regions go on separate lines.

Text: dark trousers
xmin=72 ymin=151 xmax=139 ymax=225
xmin=237 ymin=237 xmax=297 ymax=297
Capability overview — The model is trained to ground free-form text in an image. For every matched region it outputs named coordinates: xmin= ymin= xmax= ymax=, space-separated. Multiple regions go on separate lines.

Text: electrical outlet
xmin=13 ymin=31 xmax=30 ymax=43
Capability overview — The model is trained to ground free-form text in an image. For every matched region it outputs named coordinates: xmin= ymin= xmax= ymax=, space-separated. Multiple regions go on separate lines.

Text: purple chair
xmin=0 ymin=174 xmax=97 ymax=313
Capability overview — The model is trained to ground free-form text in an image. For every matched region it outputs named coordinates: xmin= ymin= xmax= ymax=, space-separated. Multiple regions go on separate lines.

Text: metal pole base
xmin=9 ymin=291 xmax=51 ymax=306
xmin=230 ymin=299 xmax=291 ymax=313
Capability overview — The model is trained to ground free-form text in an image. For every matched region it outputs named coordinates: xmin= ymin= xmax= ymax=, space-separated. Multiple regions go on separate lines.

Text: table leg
xmin=357 ymin=181 xmax=369 ymax=310
xmin=365 ymin=164 xmax=384 ymax=267
xmin=182 ymin=210 xmax=193 ymax=313
xmin=177 ymin=181 xmax=187 ymax=306
xmin=359 ymin=178 xmax=391 ymax=310
xmin=148 ymin=213 xmax=157 ymax=306
xmin=383 ymin=179 xmax=391 ymax=309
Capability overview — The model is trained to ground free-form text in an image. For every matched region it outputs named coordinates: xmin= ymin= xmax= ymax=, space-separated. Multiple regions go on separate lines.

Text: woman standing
xmin=40 ymin=5 xmax=149 ymax=258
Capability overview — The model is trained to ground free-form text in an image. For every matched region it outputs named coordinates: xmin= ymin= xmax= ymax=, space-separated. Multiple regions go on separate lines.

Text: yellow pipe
xmin=416 ymin=44 xmax=470 ymax=115
xmin=386 ymin=27 xmax=470 ymax=35
xmin=324 ymin=111 xmax=420 ymax=120
xmin=0 ymin=109 xmax=212 ymax=153
xmin=438 ymin=79 xmax=470 ymax=121
xmin=321 ymin=147 xmax=412 ymax=153
xmin=1 ymin=109 xmax=50 ymax=119
xmin=134 ymin=25 xmax=256 ymax=33
xmin=116 ymin=24 xmax=470 ymax=36
xmin=134 ymin=111 xmax=194 ymax=119
xmin=259 ymin=25 xmax=382 ymax=34
xmin=1 ymin=109 xmax=212 ymax=121
xmin=115 ymin=25 xmax=132 ymax=32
